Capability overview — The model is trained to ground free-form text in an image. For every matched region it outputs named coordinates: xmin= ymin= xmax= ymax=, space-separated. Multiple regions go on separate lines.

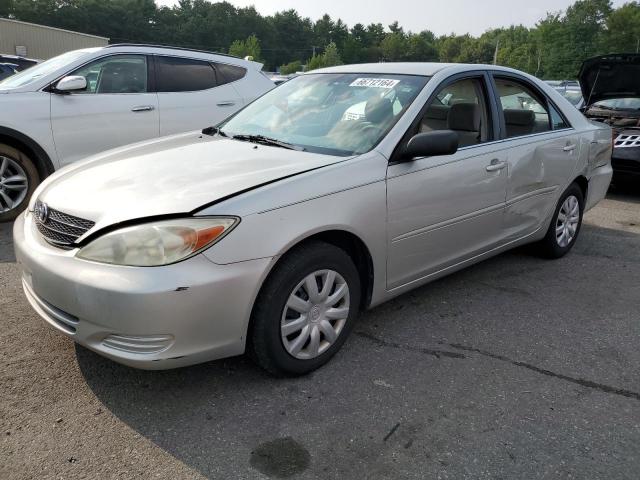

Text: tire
xmin=535 ymin=183 xmax=584 ymax=259
xmin=0 ymin=144 xmax=39 ymax=223
xmin=249 ymin=241 xmax=361 ymax=376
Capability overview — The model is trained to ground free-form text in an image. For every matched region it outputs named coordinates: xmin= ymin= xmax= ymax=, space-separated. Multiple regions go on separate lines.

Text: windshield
xmin=220 ymin=73 xmax=429 ymax=156
xmin=0 ymin=50 xmax=91 ymax=89
xmin=592 ymin=97 xmax=640 ymax=110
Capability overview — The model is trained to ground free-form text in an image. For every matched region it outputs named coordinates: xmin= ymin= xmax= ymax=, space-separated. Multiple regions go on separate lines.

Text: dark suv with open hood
xmin=580 ymin=54 xmax=640 ymax=179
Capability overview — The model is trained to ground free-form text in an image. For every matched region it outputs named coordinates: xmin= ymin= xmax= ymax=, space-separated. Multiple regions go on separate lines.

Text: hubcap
xmin=0 ymin=156 xmax=28 ymax=214
xmin=556 ymin=195 xmax=580 ymax=247
xmin=281 ymin=269 xmax=350 ymax=360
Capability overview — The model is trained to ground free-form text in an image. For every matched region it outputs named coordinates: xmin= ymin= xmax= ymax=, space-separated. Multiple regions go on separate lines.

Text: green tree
xmin=280 ymin=60 xmax=302 ymax=74
xmin=322 ymin=41 xmax=342 ymax=66
xmin=406 ymin=31 xmax=439 ymax=61
xmin=305 ymin=42 xmax=342 ymax=71
xmin=228 ymin=34 xmax=262 ymax=61
xmin=604 ymin=1 xmax=640 ymax=53
xmin=0 ymin=0 xmax=12 ymax=16
xmin=381 ymin=31 xmax=407 ymax=61
xmin=306 ymin=52 xmax=324 ymax=71
xmin=4 ymin=0 xmax=637 ymax=75
xmin=268 ymin=9 xmax=314 ymax=68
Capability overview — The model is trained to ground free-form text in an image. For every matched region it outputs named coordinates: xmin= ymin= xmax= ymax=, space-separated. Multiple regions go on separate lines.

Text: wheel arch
xmin=572 ymin=174 xmax=588 ymax=201
xmin=0 ymin=127 xmax=55 ymax=180
xmin=252 ymin=228 xmax=375 ymax=315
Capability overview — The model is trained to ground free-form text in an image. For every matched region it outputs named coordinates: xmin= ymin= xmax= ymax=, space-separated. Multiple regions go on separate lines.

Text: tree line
xmin=1 ymin=0 xmax=639 ymax=78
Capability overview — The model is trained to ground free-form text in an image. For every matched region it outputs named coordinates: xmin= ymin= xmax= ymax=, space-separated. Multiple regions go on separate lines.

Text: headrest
xmin=365 ymin=96 xmax=393 ymax=125
xmin=504 ymin=109 xmax=535 ymax=126
xmin=447 ymin=103 xmax=480 ymax=132
xmin=425 ymin=104 xmax=449 ymax=120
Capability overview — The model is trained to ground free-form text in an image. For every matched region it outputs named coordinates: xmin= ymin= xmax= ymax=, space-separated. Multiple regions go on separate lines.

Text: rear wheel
xmin=249 ymin=241 xmax=361 ymax=376
xmin=535 ymin=183 xmax=584 ymax=258
xmin=0 ymin=144 xmax=39 ymax=223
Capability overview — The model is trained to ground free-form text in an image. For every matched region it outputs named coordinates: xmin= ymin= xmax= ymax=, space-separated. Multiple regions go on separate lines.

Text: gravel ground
xmin=1 ymin=187 xmax=639 ymax=480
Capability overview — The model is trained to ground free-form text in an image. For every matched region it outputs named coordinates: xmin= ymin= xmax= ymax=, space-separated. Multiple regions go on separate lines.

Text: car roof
xmin=312 ymin=62 xmax=472 ymax=76
xmin=105 ymin=44 xmax=243 ymax=61
xmin=101 ymin=44 xmax=260 ymax=68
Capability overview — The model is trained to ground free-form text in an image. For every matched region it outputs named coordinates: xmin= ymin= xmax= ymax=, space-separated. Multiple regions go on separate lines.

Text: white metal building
xmin=0 ymin=18 xmax=108 ymax=60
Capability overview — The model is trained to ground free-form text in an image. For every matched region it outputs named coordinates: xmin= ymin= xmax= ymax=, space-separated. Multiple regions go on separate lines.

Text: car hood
xmin=579 ymin=53 xmax=640 ymax=106
xmin=37 ymin=132 xmax=348 ymax=230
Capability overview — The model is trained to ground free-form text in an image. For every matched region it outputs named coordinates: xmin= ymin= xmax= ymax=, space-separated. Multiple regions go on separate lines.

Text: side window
xmin=494 ymin=77 xmax=551 ymax=138
xmin=69 ymin=55 xmax=148 ymax=94
xmin=156 ymin=56 xmax=217 ymax=92
xmin=214 ymin=62 xmax=247 ymax=85
xmin=419 ymin=77 xmax=490 ymax=148
xmin=550 ymin=105 xmax=569 ymax=130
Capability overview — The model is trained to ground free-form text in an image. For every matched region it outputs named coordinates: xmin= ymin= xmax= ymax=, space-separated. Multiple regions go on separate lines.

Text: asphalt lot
xmin=1 ymin=186 xmax=640 ymax=480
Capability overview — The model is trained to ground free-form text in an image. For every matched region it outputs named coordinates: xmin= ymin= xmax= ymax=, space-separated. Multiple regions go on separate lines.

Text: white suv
xmin=0 ymin=44 xmax=274 ymax=221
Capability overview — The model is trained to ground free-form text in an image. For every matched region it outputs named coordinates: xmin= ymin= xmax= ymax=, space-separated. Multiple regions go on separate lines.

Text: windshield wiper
xmin=231 ymin=134 xmax=305 ymax=151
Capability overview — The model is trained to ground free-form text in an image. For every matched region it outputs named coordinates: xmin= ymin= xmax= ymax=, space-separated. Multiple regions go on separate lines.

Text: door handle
xmin=563 ymin=144 xmax=577 ymax=152
xmin=131 ymin=105 xmax=154 ymax=112
xmin=486 ymin=159 xmax=507 ymax=172
xmin=216 ymin=101 xmax=236 ymax=107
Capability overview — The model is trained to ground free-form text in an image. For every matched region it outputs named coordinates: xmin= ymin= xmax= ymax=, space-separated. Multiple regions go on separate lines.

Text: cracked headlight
xmin=77 ymin=217 xmax=238 ymax=266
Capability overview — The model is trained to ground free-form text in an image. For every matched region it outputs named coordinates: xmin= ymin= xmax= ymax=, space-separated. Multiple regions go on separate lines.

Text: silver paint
xmin=15 ymin=63 xmax=614 ymax=369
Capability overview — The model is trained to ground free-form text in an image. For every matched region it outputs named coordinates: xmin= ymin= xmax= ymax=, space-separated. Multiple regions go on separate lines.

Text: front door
xmin=386 ymin=75 xmax=508 ymax=289
xmin=50 ymin=54 xmax=159 ymax=166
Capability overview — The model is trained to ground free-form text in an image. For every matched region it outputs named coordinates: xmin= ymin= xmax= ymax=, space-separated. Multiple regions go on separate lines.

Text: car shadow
xmin=75 ymin=223 xmax=640 ymax=479
xmin=0 ymin=222 xmax=15 ymax=263
xmin=609 ymin=178 xmax=640 ymax=202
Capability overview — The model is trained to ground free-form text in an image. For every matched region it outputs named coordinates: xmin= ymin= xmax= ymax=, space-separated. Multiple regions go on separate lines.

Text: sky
xmin=155 ymin=0 xmax=627 ymax=36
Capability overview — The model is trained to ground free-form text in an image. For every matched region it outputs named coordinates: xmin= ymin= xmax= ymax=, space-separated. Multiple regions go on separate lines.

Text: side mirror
xmin=55 ymin=75 xmax=87 ymax=93
xmin=403 ymin=130 xmax=459 ymax=160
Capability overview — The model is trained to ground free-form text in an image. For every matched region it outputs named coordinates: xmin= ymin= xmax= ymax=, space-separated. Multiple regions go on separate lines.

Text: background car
xmin=579 ymin=53 xmax=640 ymax=180
xmin=14 ymin=62 xmax=613 ymax=376
xmin=546 ymin=80 xmax=584 ymax=109
xmin=0 ymin=63 xmax=18 ymax=81
xmin=263 ymin=72 xmax=294 ymax=85
xmin=0 ymin=54 xmax=38 ymax=71
xmin=0 ymin=44 xmax=275 ymax=221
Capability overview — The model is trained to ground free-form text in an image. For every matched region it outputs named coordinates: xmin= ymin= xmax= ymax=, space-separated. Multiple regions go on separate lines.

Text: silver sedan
xmin=14 ymin=63 xmax=613 ymax=375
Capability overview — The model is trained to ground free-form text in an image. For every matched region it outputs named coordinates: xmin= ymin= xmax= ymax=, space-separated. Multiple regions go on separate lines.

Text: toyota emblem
xmin=35 ymin=202 xmax=49 ymax=223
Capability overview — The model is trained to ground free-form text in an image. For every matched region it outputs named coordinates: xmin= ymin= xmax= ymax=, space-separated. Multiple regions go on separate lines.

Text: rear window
xmin=156 ymin=56 xmax=217 ymax=92
xmin=215 ymin=62 xmax=246 ymax=85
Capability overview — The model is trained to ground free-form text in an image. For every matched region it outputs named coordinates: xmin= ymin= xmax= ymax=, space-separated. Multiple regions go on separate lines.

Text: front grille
xmin=614 ymin=133 xmax=640 ymax=148
xmin=34 ymin=201 xmax=95 ymax=247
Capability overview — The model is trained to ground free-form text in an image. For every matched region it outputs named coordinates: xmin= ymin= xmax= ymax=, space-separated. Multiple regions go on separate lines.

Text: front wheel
xmin=249 ymin=241 xmax=361 ymax=376
xmin=0 ymin=144 xmax=39 ymax=223
xmin=535 ymin=183 xmax=584 ymax=258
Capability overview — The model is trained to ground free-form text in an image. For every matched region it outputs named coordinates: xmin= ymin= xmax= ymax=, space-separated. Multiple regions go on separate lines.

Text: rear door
xmin=154 ymin=56 xmax=244 ymax=136
xmin=50 ymin=54 xmax=159 ymax=166
xmin=491 ymin=75 xmax=580 ymax=240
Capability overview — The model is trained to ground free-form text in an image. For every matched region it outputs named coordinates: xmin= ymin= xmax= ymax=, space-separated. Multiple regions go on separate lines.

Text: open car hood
xmin=579 ymin=53 xmax=640 ymax=106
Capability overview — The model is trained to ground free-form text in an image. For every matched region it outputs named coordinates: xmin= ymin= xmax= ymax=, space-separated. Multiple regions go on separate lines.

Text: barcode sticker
xmin=349 ymin=78 xmax=400 ymax=89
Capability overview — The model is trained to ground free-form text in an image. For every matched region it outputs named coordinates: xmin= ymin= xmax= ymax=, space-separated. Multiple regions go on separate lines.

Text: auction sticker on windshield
xmin=349 ymin=78 xmax=400 ymax=89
